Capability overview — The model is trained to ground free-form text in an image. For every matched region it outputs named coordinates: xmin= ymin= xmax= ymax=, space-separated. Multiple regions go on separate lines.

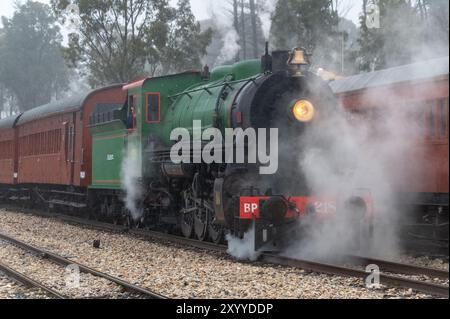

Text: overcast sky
xmin=0 ymin=0 xmax=362 ymax=25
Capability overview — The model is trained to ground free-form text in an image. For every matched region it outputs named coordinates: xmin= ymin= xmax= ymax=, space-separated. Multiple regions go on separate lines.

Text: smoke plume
xmin=259 ymin=0 xmax=278 ymax=40
xmin=284 ymin=74 xmax=434 ymax=261
xmin=208 ymin=3 xmax=240 ymax=64
xmin=120 ymin=144 xmax=143 ymax=221
xmin=226 ymin=226 xmax=261 ymax=261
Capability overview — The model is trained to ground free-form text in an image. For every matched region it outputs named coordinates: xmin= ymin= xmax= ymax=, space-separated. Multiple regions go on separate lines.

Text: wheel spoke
xmin=208 ymin=223 xmax=223 ymax=244
xmin=194 ymin=210 xmax=208 ymax=241
xmin=181 ymin=212 xmax=194 ymax=238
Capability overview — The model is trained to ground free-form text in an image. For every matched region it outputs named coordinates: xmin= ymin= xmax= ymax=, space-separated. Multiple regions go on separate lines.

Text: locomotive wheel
xmin=112 ymin=213 xmax=121 ymax=226
xmin=181 ymin=212 xmax=194 ymax=238
xmin=208 ymin=223 xmax=224 ymax=244
xmin=125 ymin=211 xmax=142 ymax=229
xmin=88 ymin=209 xmax=99 ymax=221
xmin=100 ymin=198 xmax=108 ymax=219
xmin=108 ymin=198 xmax=120 ymax=224
xmin=111 ymin=202 xmax=122 ymax=225
xmin=132 ymin=215 xmax=144 ymax=229
xmin=125 ymin=215 xmax=133 ymax=229
xmin=194 ymin=210 xmax=208 ymax=241
xmin=126 ymin=215 xmax=141 ymax=229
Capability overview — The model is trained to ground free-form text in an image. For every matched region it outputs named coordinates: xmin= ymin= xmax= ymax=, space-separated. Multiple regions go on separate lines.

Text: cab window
xmin=146 ymin=93 xmax=160 ymax=123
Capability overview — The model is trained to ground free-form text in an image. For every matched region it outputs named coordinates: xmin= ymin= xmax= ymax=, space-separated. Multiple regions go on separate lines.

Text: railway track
xmin=0 ymin=262 xmax=67 ymax=299
xmin=2 ymin=206 xmax=449 ymax=298
xmin=261 ymin=255 xmax=449 ymax=298
xmin=345 ymin=255 xmax=449 ymax=280
xmin=0 ymin=231 xmax=167 ymax=299
xmin=131 ymin=228 xmax=450 ymax=298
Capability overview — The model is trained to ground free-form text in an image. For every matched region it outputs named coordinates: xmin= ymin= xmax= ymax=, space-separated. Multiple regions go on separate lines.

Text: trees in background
xmin=269 ymin=0 xmax=448 ymax=74
xmin=271 ymin=0 xmax=339 ymax=51
xmin=51 ymin=0 xmax=212 ymax=87
xmin=413 ymin=0 xmax=448 ymax=58
xmin=230 ymin=0 xmax=267 ymax=61
xmin=0 ymin=1 xmax=69 ymax=113
xmin=270 ymin=0 xmax=343 ymax=72
xmin=1 ymin=0 xmax=448 ymax=117
xmin=156 ymin=0 xmax=213 ymax=75
xmin=358 ymin=0 xmax=449 ymax=72
xmin=0 ymin=0 xmax=211 ymax=115
xmin=0 ymin=85 xmax=19 ymax=118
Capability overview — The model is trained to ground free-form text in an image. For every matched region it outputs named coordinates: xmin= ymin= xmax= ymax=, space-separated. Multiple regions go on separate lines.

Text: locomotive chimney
xmin=261 ymin=42 xmax=272 ymax=73
xmin=201 ymin=65 xmax=210 ymax=80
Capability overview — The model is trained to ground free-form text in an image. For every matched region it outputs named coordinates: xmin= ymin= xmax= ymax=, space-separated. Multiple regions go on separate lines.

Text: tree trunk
xmin=250 ymin=0 xmax=258 ymax=58
xmin=241 ymin=0 xmax=247 ymax=60
xmin=233 ymin=0 xmax=240 ymax=62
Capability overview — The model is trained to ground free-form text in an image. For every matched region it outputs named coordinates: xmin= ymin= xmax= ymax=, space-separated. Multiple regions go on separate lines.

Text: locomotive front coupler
xmin=254 ymin=218 xmax=299 ymax=252
xmin=254 ymin=197 xmax=300 ymax=252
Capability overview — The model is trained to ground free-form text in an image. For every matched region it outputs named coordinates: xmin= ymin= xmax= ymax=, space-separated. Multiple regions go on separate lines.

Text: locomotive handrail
xmin=167 ymin=76 xmax=260 ymax=100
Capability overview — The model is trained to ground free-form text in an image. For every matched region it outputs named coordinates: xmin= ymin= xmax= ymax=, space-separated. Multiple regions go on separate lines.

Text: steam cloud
xmin=121 ymin=144 xmax=143 ymax=221
xmin=226 ymin=226 xmax=261 ymax=261
xmin=260 ymin=0 xmax=278 ymax=40
xmin=284 ymin=67 xmax=437 ymax=261
xmin=208 ymin=3 xmax=240 ymax=64
xmin=225 ymin=57 xmax=448 ymax=261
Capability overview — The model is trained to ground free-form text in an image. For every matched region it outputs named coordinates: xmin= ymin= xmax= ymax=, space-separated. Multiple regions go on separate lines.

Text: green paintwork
xmin=90 ymin=120 xmax=127 ymax=190
xmin=89 ymin=59 xmax=264 ymax=190
xmin=231 ymin=59 xmax=262 ymax=80
xmin=210 ymin=65 xmax=233 ymax=82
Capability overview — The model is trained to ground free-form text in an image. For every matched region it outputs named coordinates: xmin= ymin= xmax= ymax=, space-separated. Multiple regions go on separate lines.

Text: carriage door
xmin=65 ymin=115 xmax=76 ymax=184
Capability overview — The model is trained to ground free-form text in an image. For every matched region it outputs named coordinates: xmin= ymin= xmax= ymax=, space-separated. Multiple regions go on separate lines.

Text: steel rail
xmin=123 ymin=227 xmax=450 ymax=298
xmin=261 ymin=254 xmax=449 ymax=298
xmin=2 ymin=206 xmax=449 ymax=298
xmin=346 ymin=255 xmax=449 ymax=280
xmin=0 ymin=232 xmax=167 ymax=299
xmin=132 ymin=228 xmax=450 ymax=298
xmin=0 ymin=261 xmax=67 ymax=299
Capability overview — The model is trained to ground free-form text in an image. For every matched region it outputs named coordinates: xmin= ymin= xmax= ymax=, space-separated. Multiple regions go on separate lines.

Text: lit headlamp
xmin=291 ymin=99 xmax=315 ymax=123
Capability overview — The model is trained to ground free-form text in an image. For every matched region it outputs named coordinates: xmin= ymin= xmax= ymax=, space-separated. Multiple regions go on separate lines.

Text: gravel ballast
xmin=0 ymin=208 xmax=444 ymax=299
xmin=0 ymin=272 xmax=52 ymax=299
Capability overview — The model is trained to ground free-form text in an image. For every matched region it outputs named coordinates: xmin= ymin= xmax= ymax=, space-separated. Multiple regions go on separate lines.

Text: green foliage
xmin=270 ymin=0 xmax=341 ymax=71
xmin=155 ymin=0 xmax=213 ymax=75
xmin=0 ymin=1 xmax=69 ymax=112
xmin=358 ymin=0 xmax=449 ymax=72
xmin=421 ymin=0 xmax=449 ymax=57
xmin=51 ymin=0 xmax=212 ymax=87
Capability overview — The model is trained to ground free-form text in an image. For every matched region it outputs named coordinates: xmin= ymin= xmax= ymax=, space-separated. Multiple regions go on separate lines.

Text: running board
xmin=48 ymin=199 xmax=87 ymax=209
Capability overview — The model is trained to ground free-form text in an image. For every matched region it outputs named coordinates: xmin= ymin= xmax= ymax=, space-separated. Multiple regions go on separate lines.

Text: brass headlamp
xmin=290 ymin=99 xmax=316 ymax=123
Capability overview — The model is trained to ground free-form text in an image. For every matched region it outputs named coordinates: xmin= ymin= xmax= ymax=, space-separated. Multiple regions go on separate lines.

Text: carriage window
xmin=440 ymin=99 xmax=448 ymax=137
xmin=0 ymin=140 xmax=12 ymax=160
xmin=429 ymin=102 xmax=436 ymax=138
xmin=146 ymin=93 xmax=160 ymax=123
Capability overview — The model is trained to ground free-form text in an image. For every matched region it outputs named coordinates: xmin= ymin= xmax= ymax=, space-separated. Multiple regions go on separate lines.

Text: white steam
xmin=120 ymin=144 xmax=143 ymax=221
xmin=259 ymin=0 xmax=278 ymax=40
xmin=226 ymin=226 xmax=261 ymax=261
xmin=285 ymin=84 xmax=427 ymax=260
xmin=208 ymin=3 xmax=240 ymax=64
